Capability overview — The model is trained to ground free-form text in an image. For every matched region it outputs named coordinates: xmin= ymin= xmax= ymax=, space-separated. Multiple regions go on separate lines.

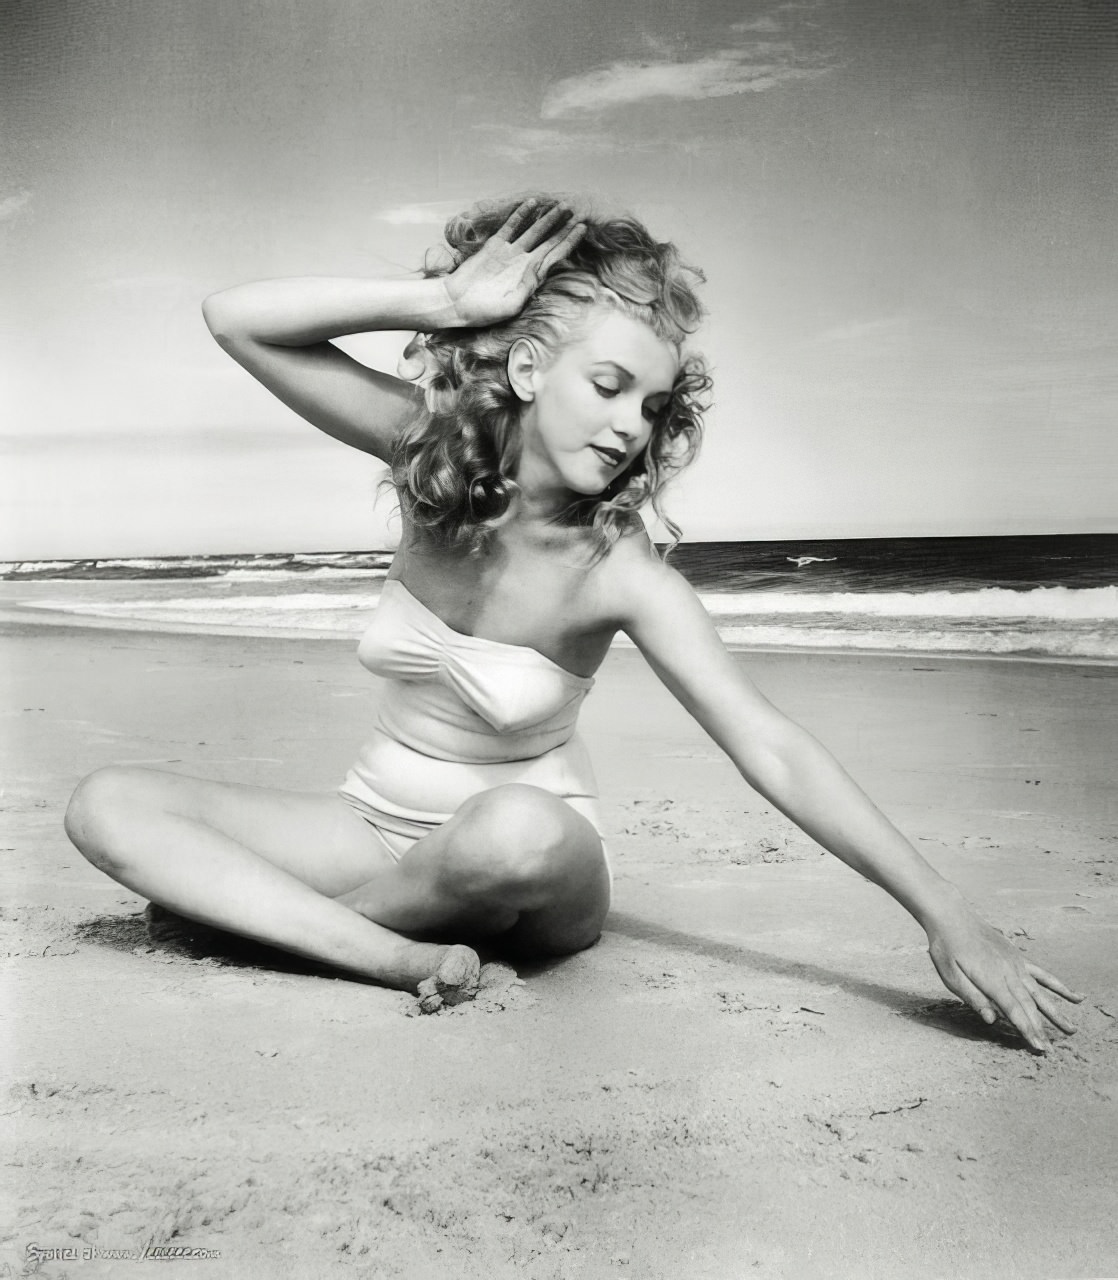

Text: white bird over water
xmin=787 ymin=556 xmax=838 ymax=568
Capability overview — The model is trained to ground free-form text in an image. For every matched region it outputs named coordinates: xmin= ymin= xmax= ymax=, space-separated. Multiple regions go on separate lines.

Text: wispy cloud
xmin=542 ymin=45 xmax=832 ymax=118
xmin=814 ymin=316 xmax=912 ymax=346
xmin=0 ymin=189 xmax=33 ymax=222
xmin=541 ymin=5 xmax=836 ymax=121
xmin=472 ymin=124 xmax=622 ymax=165
xmin=731 ymin=16 xmax=783 ymax=33
xmin=375 ymin=200 xmax=466 ymax=226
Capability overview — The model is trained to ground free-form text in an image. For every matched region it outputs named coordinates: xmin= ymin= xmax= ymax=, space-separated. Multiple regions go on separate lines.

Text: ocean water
xmin=2 ymin=535 xmax=1115 ymax=662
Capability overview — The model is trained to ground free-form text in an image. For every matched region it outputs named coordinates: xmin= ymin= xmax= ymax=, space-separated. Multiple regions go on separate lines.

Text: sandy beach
xmin=3 ymin=617 xmax=1116 ymax=1279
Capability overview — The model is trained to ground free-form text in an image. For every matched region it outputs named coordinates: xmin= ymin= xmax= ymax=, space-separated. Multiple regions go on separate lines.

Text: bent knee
xmin=464 ymin=784 xmax=572 ymax=851
xmin=64 ymin=765 xmax=159 ymax=861
xmin=462 ymin=784 xmax=590 ymax=868
xmin=447 ymin=785 xmax=599 ymax=901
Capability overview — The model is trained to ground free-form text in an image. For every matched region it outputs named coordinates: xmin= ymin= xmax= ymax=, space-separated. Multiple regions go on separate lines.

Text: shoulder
xmin=590 ymin=525 xmax=703 ymax=635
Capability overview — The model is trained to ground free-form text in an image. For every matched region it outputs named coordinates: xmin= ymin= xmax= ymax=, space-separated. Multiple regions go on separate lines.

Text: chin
xmin=559 ymin=459 xmax=631 ymax=499
xmin=567 ymin=476 xmax=615 ymax=498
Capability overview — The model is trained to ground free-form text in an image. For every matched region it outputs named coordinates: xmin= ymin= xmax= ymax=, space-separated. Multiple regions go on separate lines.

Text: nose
xmin=611 ymin=401 xmax=645 ymax=442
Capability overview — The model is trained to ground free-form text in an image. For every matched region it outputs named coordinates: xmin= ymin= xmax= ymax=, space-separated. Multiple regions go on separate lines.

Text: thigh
xmin=103 ymin=766 xmax=397 ymax=897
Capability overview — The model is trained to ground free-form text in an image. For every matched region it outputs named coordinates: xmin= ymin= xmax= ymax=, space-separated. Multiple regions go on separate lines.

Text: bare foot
xmin=147 ymin=902 xmax=477 ymax=1003
xmin=416 ymin=944 xmax=482 ymax=1014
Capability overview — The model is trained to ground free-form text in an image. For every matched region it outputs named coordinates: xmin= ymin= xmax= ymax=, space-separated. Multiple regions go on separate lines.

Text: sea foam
xmin=18 ymin=586 xmax=1117 ymax=659
xmin=699 ymin=585 xmax=1118 ymax=620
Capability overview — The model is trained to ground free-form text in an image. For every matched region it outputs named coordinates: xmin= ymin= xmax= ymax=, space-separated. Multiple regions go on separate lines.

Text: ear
xmin=507 ymin=337 xmax=543 ymax=404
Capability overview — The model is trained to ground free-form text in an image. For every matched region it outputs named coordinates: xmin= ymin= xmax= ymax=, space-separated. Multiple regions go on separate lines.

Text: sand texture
xmin=2 ymin=621 xmax=1116 ymax=1279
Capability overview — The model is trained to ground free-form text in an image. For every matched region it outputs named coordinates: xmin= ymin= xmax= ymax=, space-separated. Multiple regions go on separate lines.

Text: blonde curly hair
xmin=389 ymin=194 xmax=712 ymax=556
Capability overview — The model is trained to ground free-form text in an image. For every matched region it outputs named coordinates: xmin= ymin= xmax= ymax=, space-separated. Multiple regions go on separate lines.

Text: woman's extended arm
xmin=201 ymin=200 xmax=585 ymax=463
xmin=612 ymin=545 xmax=1083 ymax=1052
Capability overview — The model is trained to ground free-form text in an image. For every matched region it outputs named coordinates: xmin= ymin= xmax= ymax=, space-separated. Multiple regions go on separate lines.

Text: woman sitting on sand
xmin=64 ymin=195 xmax=1080 ymax=1045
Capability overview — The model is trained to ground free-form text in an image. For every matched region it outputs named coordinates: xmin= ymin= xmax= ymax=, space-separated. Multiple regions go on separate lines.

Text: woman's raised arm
xmin=201 ymin=201 xmax=586 ymax=463
xmin=201 ymin=276 xmax=457 ymax=462
xmin=609 ymin=540 xmax=1083 ymax=1052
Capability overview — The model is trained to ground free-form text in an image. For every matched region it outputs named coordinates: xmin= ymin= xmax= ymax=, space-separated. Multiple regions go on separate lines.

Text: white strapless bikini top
xmin=356 ymin=579 xmax=595 ymax=756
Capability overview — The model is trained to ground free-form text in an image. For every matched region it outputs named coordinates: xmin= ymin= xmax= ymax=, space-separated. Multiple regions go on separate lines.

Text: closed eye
xmin=594 ymin=381 xmax=668 ymax=423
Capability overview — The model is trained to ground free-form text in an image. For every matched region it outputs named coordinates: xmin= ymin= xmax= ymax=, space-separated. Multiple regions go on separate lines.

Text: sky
xmin=2 ymin=0 xmax=1115 ymax=558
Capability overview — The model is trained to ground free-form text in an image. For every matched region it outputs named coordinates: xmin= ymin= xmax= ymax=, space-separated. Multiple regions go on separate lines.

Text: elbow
xmin=738 ymin=744 xmax=796 ymax=803
xmin=201 ymin=291 xmax=226 ymax=339
xmin=200 ymin=291 xmax=243 ymax=346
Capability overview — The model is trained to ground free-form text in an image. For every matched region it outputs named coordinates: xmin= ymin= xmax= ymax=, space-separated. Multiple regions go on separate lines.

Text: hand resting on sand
xmin=925 ymin=906 xmax=1083 ymax=1053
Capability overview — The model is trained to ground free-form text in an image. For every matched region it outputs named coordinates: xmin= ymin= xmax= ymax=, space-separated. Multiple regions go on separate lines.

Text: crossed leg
xmin=334 ymin=784 xmax=610 ymax=957
xmin=63 ymin=767 xmax=609 ymax=999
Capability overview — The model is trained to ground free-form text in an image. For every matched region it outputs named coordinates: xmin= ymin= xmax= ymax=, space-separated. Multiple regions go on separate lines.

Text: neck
xmin=510 ymin=452 xmax=581 ymax=526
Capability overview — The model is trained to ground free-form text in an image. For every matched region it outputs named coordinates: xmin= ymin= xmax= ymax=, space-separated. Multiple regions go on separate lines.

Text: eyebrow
xmin=592 ymin=361 xmax=673 ymax=398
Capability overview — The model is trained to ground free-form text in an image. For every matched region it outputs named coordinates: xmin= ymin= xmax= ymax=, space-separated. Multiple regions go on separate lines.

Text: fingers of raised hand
xmin=518 ymin=202 xmax=578 ymax=255
xmin=495 ymin=198 xmax=568 ymax=247
xmin=494 ymin=198 xmax=543 ymax=243
xmin=535 ymin=218 xmax=586 ymax=274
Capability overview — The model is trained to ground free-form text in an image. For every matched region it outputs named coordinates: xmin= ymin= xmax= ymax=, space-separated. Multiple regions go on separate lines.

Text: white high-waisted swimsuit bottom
xmin=337 ymin=579 xmax=611 ymax=891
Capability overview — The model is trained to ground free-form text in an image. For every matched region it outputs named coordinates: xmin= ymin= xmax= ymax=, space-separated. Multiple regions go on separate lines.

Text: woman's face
xmin=514 ymin=309 xmax=679 ymax=499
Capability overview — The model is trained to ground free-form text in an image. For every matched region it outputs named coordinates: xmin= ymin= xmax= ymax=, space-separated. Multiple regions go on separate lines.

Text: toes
xmin=435 ymin=945 xmax=481 ymax=1006
xmin=416 ymin=976 xmax=444 ymax=1015
xmin=414 ymin=946 xmax=481 ymax=1014
xmin=479 ymin=961 xmax=522 ymax=992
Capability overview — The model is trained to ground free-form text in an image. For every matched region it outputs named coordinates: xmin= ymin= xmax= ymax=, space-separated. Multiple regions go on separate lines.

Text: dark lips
xmin=591 ymin=446 xmax=625 ymax=467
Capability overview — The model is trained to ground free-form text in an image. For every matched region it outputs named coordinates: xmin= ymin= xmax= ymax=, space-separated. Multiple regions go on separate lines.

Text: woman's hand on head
xmin=440 ymin=199 xmax=586 ymax=328
xmin=925 ymin=907 xmax=1084 ymax=1053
